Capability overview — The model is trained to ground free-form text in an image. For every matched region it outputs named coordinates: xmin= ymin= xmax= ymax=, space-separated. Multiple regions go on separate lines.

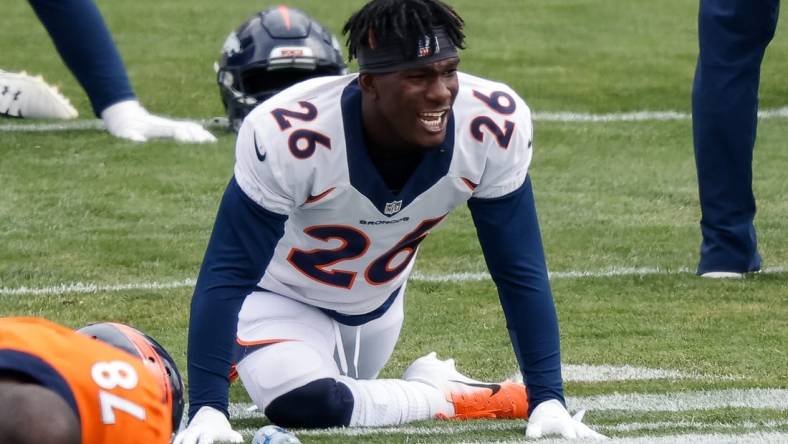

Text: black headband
xmin=357 ymin=26 xmax=458 ymax=74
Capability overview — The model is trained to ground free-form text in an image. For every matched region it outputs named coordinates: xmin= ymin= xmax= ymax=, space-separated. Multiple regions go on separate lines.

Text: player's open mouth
xmin=417 ymin=110 xmax=448 ymax=133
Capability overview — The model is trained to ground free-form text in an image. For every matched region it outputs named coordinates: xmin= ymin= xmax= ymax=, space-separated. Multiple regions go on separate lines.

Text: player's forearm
xmin=186 ymin=177 xmax=288 ymax=419
xmin=186 ymin=289 xmax=245 ymax=418
xmin=500 ymin=283 xmax=564 ymax=410
xmin=469 ymin=176 xmax=565 ymax=411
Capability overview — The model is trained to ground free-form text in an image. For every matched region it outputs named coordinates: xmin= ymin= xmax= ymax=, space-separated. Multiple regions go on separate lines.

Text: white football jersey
xmin=234 ymin=72 xmax=533 ymax=315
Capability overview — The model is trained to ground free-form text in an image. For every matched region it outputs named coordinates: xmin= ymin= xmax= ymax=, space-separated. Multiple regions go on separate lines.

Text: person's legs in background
xmin=692 ymin=0 xmax=779 ymax=276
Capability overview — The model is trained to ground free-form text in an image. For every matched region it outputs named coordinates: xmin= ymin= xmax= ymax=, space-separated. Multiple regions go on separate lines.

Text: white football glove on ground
xmin=101 ymin=99 xmax=216 ymax=143
xmin=526 ymin=399 xmax=607 ymax=440
xmin=173 ymin=406 xmax=243 ymax=444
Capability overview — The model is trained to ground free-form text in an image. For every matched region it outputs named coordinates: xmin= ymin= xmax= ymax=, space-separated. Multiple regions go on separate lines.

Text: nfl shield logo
xmin=384 ymin=200 xmax=403 ymax=215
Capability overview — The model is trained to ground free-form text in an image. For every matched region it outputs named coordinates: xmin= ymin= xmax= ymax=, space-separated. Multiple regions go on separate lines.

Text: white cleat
xmin=403 ymin=352 xmax=529 ymax=419
xmin=0 ymin=70 xmax=78 ymax=119
xmin=700 ymin=271 xmax=744 ymax=279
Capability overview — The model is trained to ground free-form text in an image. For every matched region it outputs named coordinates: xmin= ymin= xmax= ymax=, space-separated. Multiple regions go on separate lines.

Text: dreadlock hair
xmin=343 ymin=0 xmax=465 ymax=62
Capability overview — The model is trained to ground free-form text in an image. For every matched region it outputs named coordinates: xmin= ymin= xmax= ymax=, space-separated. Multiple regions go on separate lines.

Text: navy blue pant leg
xmin=28 ymin=0 xmax=136 ymax=116
xmin=692 ymin=0 xmax=779 ymax=274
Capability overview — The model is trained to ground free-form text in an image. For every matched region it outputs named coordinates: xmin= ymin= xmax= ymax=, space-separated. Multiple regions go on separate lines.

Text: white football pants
xmin=236 ymin=287 xmax=404 ymax=404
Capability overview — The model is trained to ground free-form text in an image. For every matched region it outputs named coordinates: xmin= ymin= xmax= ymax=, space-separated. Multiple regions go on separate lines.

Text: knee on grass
xmin=264 ymin=378 xmax=354 ymax=428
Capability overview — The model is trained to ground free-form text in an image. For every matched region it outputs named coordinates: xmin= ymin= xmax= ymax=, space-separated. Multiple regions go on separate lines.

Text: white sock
xmin=338 ymin=376 xmax=453 ymax=426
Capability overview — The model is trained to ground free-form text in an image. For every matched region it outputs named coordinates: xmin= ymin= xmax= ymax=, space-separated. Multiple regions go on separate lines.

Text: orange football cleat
xmin=446 ymin=380 xmax=528 ymax=419
xmin=403 ymin=352 xmax=529 ymax=420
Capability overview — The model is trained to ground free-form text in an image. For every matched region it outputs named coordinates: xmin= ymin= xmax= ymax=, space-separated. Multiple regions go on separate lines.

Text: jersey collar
xmin=340 ymin=79 xmax=455 ymax=216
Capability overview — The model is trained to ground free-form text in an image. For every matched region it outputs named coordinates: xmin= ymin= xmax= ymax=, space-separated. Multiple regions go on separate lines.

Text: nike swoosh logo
xmin=305 ymin=187 xmax=336 ymax=204
xmin=450 ymin=380 xmax=502 ymax=396
xmin=254 ymin=131 xmax=266 ymax=162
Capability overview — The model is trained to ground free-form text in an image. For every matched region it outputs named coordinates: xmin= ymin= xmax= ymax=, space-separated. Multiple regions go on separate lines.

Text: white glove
xmin=525 ymin=399 xmax=607 ymax=440
xmin=173 ymin=406 xmax=243 ymax=444
xmin=101 ymin=99 xmax=216 ymax=143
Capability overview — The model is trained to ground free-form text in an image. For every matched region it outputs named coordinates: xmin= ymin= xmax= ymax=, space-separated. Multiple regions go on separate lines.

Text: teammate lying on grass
xmin=0 ymin=317 xmax=184 ymax=444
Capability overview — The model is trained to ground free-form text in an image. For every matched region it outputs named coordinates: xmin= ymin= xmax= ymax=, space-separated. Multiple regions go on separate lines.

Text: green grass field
xmin=2 ymin=1 xmax=787 ymax=442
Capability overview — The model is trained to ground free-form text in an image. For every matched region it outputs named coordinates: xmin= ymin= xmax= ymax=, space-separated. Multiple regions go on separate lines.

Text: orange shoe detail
xmin=444 ymin=381 xmax=529 ymax=420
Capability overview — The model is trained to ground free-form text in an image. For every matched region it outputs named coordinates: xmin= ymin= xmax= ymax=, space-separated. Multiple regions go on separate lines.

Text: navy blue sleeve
xmin=0 ymin=350 xmax=79 ymax=417
xmin=187 ymin=177 xmax=287 ymax=420
xmin=28 ymin=0 xmax=135 ymax=115
xmin=467 ymin=176 xmax=564 ymax=412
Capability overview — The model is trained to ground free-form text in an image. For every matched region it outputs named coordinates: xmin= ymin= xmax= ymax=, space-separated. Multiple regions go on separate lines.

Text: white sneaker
xmin=403 ymin=352 xmax=529 ymax=419
xmin=700 ymin=271 xmax=744 ymax=279
xmin=0 ymin=70 xmax=78 ymax=119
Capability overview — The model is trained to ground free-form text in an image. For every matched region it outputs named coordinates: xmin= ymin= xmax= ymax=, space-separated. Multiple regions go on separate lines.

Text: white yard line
xmin=513 ymin=363 xmax=734 ymax=383
xmin=226 ymin=388 xmax=788 ymax=422
xmin=1 ymin=266 xmax=784 ymax=296
xmin=2 ymin=107 xmax=788 ymax=132
xmin=0 ymin=278 xmax=197 ymax=296
xmin=453 ymin=432 xmax=788 ymax=444
xmin=235 ymin=424 xmax=788 ymax=442
xmin=0 ymin=118 xmax=222 ymax=132
xmin=236 ymin=425 xmax=788 ymax=442
xmin=535 ymin=107 xmax=788 ymax=122
xmin=568 ymin=388 xmax=788 ymax=412
xmin=412 ymin=266 xmax=785 ymax=282
xmin=601 ymin=419 xmax=788 ymax=433
xmin=562 ymin=363 xmax=692 ymax=382
xmin=264 ymin=422 xmax=518 ymax=437
xmin=0 ymin=120 xmax=105 ymax=131
xmin=410 ymin=267 xmax=680 ymax=282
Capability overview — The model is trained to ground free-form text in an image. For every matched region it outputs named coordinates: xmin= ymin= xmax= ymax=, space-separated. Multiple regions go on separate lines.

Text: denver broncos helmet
xmin=217 ymin=6 xmax=347 ymax=131
xmin=77 ymin=322 xmax=185 ymax=432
